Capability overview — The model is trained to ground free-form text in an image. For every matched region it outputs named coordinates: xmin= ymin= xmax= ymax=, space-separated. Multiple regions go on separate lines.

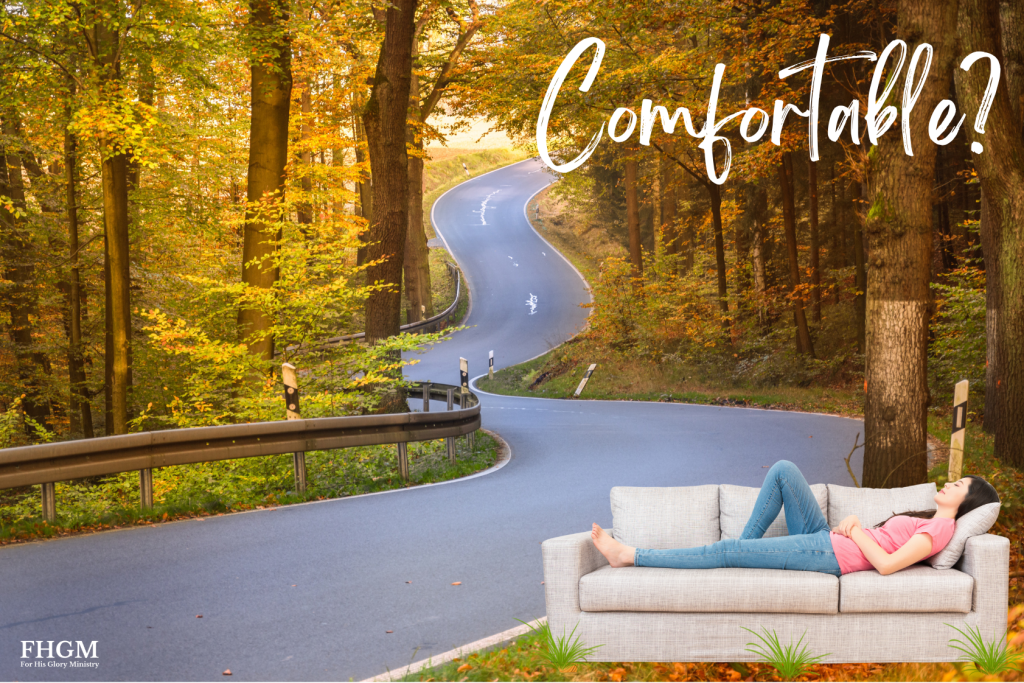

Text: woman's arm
xmin=848 ymin=528 xmax=933 ymax=575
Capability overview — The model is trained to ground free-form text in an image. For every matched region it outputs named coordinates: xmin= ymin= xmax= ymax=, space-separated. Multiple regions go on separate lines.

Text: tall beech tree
xmin=862 ymin=0 xmax=959 ymax=488
xmin=956 ymin=0 xmax=1024 ymax=468
xmin=362 ymin=0 xmax=416 ymax=343
xmin=624 ymin=154 xmax=643 ymax=280
xmin=404 ymin=0 xmax=482 ymax=323
xmin=77 ymin=0 xmax=133 ymax=434
xmin=779 ymin=151 xmax=815 ymax=357
xmin=239 ymin=0 xmax=292 ymax=361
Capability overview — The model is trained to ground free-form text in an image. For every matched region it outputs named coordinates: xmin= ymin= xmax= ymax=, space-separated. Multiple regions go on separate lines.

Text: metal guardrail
xmin=280 ymin=262 xmax=462 ymax=356
xmin=0 ymin=382 xmax=480 ymax=521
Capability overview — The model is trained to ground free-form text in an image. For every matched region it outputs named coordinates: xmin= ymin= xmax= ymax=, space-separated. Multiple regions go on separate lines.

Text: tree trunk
xmin=362 ymin=0 xmax=416 ymax=343
xmin=854 ymin=180 xmax=868 ymax=353
xmin=101 ymin=151 xmax=131 ymax=435
xmin=625 ymin=157 xmax=643 ymax=280
xmin=404 ymin=35 xmax=432 ymax=325
xmin=238 ymin=0 xmax=292 ymax=361
xmin=65 ymin=93 xmax=94 ymax=438
xmin=830 ymin=162 xmax=846 ymax=269
xmin=0 ymin=121 xmax=50 ymax=430
xmin=404 ymin=145 xmax=432 ymax=323
xmin=709 ymin=183 xmax=728 ymax=316
xmin=353 ymin=93 xmax=372 ymax=266
xmin=659 ymin=155 xmax=678 ymax=256
xmin=808 ymin=158 xmax=822 ymax=323
xmin=297 ymin=80 xmax=313 ymax=235
xmin=779 ymin=152 xmax=815 ymax=357
xmin=749 ymin=183 xmax=769 ymax=327
xmin=862 ymin=0 xmax=958 ymax=487
xmin=980 ymin=189 xmax=998 ymax=435
xmin=956 ymin=0 xmax=1024 ymax=468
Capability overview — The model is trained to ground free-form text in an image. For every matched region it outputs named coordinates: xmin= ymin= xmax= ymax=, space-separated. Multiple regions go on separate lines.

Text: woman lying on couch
xmin=591 ymin=460 xmax=1000 ymax=577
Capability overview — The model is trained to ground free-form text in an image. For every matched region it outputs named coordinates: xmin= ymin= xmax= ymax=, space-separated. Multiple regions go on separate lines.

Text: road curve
xmin=0 ymin=158 xmax=865 ymax=682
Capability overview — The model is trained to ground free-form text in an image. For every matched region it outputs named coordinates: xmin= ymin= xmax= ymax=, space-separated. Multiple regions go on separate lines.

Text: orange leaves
xmin=456 ymin=663 xmax=472 ymax=673
xmin=607 ymin=666 xmax=627 ymax=681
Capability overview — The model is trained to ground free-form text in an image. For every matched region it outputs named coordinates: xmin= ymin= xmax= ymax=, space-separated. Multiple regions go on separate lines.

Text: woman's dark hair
xmin=871 ymin=475 xmax=1000 ymax=528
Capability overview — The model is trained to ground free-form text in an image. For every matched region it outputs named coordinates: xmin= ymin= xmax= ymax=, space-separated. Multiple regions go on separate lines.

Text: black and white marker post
xmin=949 ymin=380 xmax=969 ymax=481
xmin=573 ymin=364 xmax=597 ymax=398
xmin=460 ymin=357 xmax=474 ymax=450
xmin=282 ymin=363 xmax=307 ymax=493
xmin=489 ymin=350 xmax=494 ymax=380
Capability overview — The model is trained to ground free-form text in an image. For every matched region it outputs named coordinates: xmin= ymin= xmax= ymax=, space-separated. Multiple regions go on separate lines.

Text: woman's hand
xmin=831 ymin=514 xmax=861 ymax=538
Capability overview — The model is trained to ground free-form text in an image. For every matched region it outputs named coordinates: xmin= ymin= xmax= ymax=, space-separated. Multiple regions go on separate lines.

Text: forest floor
xmin=394 ymin=622 xmax=1024 ymax=682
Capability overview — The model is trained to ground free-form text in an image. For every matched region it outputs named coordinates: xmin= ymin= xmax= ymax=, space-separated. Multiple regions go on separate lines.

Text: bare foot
xmin=591 ymin=523 xmax=636 ymax=567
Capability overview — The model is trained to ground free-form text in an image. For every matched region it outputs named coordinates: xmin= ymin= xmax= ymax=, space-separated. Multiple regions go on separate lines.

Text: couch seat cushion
xmin=839 ymin=565 xmax=973 ymax=613
xmin=827 ymin=482 xmax=937 ymax=528
xmin=611 ymin=485 xmax=720 ymax=550
xmin=720 ymin=484 xmax=829 ymax=539
xmin=579 ymin=566 xmax=838 ymax=614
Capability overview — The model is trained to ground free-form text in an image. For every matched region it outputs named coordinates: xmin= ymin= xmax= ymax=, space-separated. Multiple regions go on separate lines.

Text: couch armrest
xmin=956 ymin=533 xmax=1009 ymax=635
xmin=542 ymin=529 xmax=611 ymax=638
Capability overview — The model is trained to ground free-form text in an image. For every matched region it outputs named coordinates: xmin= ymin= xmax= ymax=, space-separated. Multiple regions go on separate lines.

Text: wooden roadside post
xmin=573 ymin=364 xmax=597 ymax=398
xmin=949 ymin=380 xmax=969 ymax=482
xmin=282 ymin=363 xmax=306 ymax=494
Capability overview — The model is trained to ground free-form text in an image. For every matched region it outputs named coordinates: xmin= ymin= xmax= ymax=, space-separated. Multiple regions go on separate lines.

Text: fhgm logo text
xmin=21 ymin=641 xmax=99 ymax=669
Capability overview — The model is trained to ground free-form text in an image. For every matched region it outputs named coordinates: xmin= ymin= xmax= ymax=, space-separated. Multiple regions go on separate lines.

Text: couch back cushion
xmin=719 ymin=484 xmax=829 ymax=539
xmin=611 ymin=485 xmax=720 ymax=549
xmin=827 ymin=482 xmax=937 ymax=528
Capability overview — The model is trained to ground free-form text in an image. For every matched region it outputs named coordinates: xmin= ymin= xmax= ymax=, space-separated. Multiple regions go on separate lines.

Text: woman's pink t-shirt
xmin=829 ymin=515 xmax=956 ymax=575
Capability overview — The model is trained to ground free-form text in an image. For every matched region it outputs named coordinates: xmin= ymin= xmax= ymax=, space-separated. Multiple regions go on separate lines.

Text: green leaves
xmin=515 ymin=619 xmax=603 ymax=671
xmin=945 ymin=622 xmax=1024 ymax=676
xmin=742 ymin=626 xmax=830 ymax=682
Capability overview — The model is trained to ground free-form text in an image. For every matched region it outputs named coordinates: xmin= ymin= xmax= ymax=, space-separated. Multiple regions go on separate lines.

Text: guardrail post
xmin=446 ymin=387 xmax=456 ymax=465
xmin=282 ymin=363 xmax=307 ymax=495
xmin=423 ymin=382 xmax=431 ymax=412
xmin=397 ymin=442 xmax=409 ymax=481
xmin=140 ymin=469 xmax=153 ymax=511
xmin=41 ymin=482 xmax=56 ymax=523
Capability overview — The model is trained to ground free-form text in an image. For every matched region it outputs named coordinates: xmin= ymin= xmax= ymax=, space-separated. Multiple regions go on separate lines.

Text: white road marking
xmin=526 ymin=293 xmax=537 ymax=314
xmin=474 ymin=190 xmax=500 ymax=225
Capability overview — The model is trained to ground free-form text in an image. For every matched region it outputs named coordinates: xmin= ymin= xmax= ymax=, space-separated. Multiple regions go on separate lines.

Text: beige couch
xmin=541 ymin=482 xmax=1009 ymax=663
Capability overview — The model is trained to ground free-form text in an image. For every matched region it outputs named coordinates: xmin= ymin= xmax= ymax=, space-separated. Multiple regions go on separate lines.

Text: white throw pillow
xmin=926 ymin=501 xmax=1001 ymax=570
xmin=610 ymin=485 xmax=720 ymax=550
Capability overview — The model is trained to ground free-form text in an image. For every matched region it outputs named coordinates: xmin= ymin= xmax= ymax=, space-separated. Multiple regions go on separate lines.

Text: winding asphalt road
xmin=0 ymin=158 xmax=865 ymax=682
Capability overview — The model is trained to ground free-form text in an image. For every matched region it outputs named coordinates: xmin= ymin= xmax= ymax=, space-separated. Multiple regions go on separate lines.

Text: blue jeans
xmin=634 ymin=460 xmax=842 ymax=577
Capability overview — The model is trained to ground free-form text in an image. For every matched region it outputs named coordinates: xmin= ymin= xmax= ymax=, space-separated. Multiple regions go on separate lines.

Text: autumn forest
xmin=1 ymin=0 xmax=1023 ymax=498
